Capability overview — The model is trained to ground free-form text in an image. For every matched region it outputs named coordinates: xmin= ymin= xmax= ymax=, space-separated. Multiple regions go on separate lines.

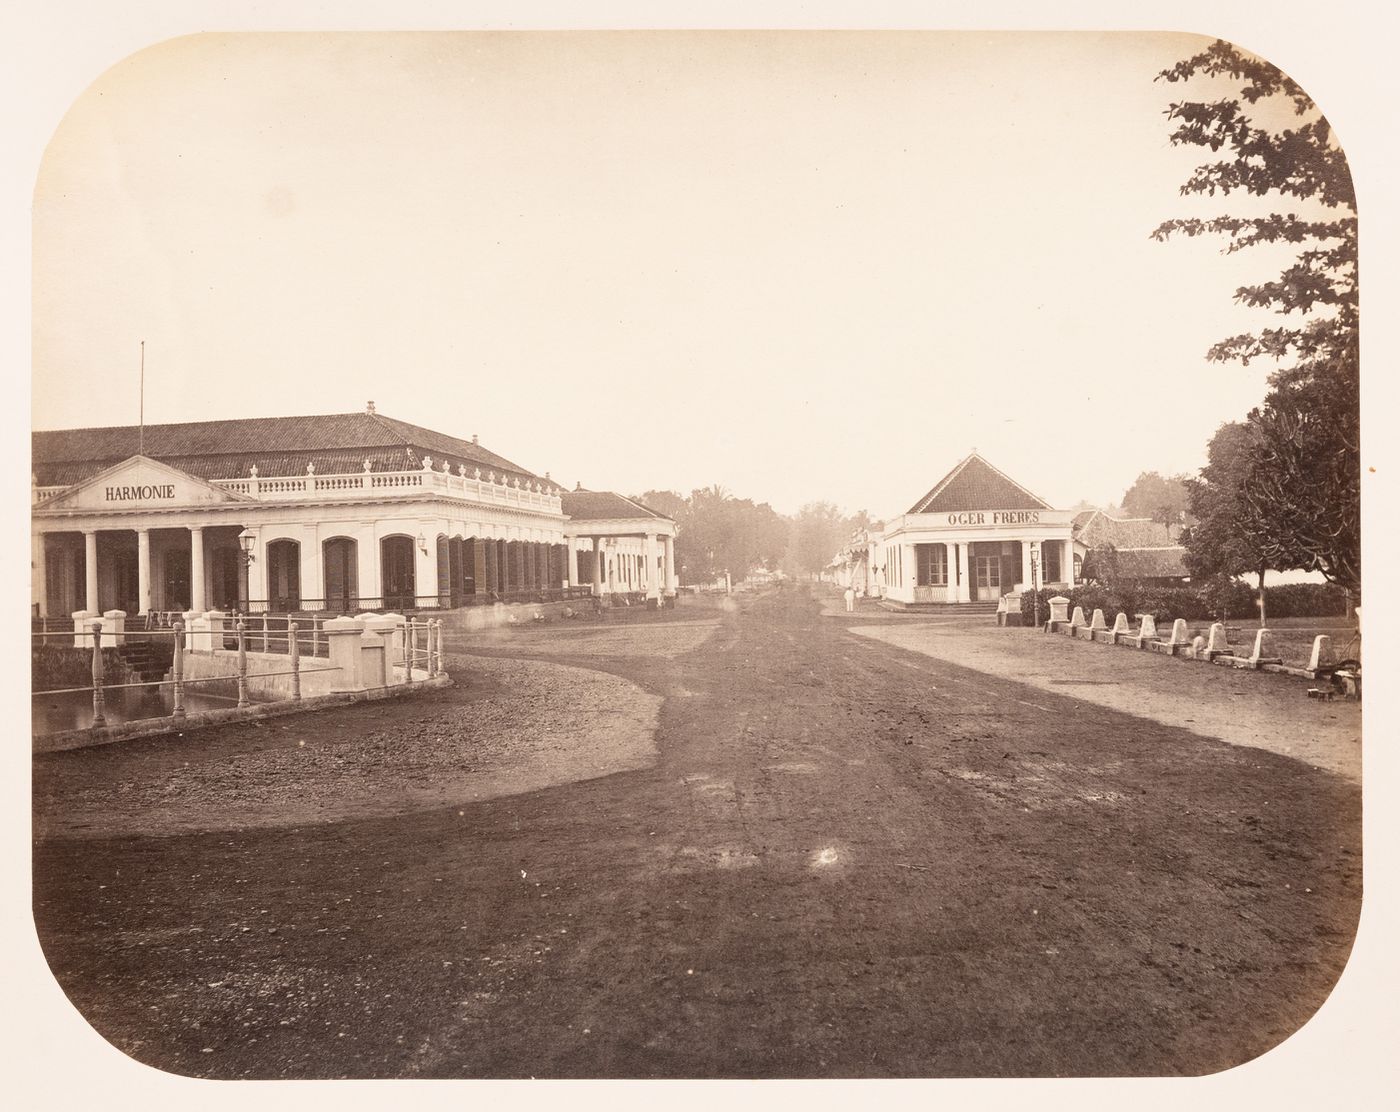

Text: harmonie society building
xmin=31 ymin=405 xmax=608 ymax=622
xmin=876 ymin=452 xmax=1077 ymax=606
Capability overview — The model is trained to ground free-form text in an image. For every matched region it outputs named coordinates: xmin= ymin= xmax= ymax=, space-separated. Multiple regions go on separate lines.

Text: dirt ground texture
xmin=31 ymin=587 xmax=1361 ymax=1079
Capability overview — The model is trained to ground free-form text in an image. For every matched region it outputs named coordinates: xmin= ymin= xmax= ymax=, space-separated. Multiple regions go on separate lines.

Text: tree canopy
xmin=1154 ymin=40 xmax=1359 ymax=594
xmin=1120 ymin=471 xmax=1192 ymax=528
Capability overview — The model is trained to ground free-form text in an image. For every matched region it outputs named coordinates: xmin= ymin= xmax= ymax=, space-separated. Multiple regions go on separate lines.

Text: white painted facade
xmin=32 ymin=454 xmax=573 ymax=619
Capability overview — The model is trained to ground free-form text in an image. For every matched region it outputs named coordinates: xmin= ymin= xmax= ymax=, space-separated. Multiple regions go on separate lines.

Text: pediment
xmin=36 ymin=455 xmax=252 ymax=512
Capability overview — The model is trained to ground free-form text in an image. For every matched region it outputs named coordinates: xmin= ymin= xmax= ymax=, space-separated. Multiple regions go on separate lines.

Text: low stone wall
xmin=177 ymin=649 xmax=427 ymax=701
xmin=35 ymin=674 xmax=453 ymax=754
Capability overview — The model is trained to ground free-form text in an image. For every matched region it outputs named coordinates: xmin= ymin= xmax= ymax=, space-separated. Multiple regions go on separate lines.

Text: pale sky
xmin=31 ymin=30 xmax=1344 ymax=519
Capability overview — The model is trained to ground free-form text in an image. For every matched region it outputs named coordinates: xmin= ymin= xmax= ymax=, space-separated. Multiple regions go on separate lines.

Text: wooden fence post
xmin=172 ymin=618 xmax=186 ymax=719
xmin=236 ymin=619 xmax=249 ymax=708
xmin=289 ymin=620 xmax=301 ymax=701
xmin=90 ymin=619 xmax=106 ymax=727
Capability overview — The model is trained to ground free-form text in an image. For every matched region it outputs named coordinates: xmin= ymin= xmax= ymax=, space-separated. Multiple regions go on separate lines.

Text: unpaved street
xmin=32 ymin=587 xmax=1361 ymax=1078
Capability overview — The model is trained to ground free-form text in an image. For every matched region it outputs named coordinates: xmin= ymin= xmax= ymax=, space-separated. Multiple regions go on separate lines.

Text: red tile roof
xmin=31 ymin=412 xmax=539 ymax=488
xmin=908 ymin=453 xmax=1053 ymax=514
xmin=561 ymin=489 xmax=673 ymax=522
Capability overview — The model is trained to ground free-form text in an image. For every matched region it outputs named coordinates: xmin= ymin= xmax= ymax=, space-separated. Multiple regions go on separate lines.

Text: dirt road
xmin=32 ymin=587 xmax=1361 ymax=1078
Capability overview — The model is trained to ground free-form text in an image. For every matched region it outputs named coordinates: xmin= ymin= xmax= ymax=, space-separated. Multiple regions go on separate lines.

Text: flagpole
xmin=139 ymin=340 xmax=145 ymax=455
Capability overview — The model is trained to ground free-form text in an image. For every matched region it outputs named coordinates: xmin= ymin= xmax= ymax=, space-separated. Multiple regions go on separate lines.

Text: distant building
xmin=874 ymin=453 xmax=1077 ymax=607
xmin=1071 ymin=510 xmax=1190 ymax=586
xmin=559 ymin=488 xmax=677 ymax=601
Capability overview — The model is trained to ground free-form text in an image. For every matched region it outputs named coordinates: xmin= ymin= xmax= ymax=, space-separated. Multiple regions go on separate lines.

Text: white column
xmin=244 ymin=526 xmax=266 ymax=610
xmin=955 ymin=542 xmax=971 ymax=603
xmin=1065 ymin=539 xmax=1076 ymax=588
xmin=663 ymin=534 xmax=676 ymax=593
xmin=135 ymin=528 xmax=151 ymax=613
xmin=592 ymin=537 xmax=603 ymax=597
xmin=189 ymin=526 xmax=206 ymax=612
xmin=1020 ymin=540 xmax=1033 ymax=593
xmin=31 ymin=532 xmax=46 ymax=618
xmin=644 ymin=533 xmax=658 ymax=600
xmin=562 ymin=534 xmax=575 ymax=588
xmin=300 ymin=523 xmax=323 ymax=609
xmin=84 ymin=530 xmax=100 ymax=614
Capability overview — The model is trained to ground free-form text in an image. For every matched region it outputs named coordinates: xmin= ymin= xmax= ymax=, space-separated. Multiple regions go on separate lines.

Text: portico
xmin=877 ymin=453 xmax=1076 ymax=607
xmin=559 ymin=488 xmax=678 ymax=604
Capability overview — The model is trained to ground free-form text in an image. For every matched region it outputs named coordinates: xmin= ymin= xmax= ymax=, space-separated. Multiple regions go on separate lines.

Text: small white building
xmin=876 ymin=453 xmax=1077 ymax=607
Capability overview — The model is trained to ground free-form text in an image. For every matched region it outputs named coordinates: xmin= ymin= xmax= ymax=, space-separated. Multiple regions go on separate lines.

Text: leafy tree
xmin=1120 ymin=471 xmax=1193 ymax=529
xmin=1182 ymin=421 xmax=1276 ymax=621
xmin=790 ymin=501 xmax=854 ymax=578
xmin=1153 ymin=40 xmax=1359 ymax=596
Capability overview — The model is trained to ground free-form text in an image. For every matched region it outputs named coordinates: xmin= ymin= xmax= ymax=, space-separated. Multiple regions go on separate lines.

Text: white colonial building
xmin=875 ymin=453 xmax=1077 ymax=606
xmin=31 ymin=405 xmax=676 ymax=623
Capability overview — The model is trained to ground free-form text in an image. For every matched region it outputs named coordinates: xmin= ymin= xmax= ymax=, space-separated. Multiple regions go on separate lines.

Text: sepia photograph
xmin=11 ymin=2 xmax=1395 ymax=1105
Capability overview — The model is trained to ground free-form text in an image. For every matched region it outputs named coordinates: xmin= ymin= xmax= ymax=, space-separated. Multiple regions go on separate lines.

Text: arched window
xmin=323 ymin=537 xmax=358 ymax=612
xmin=381 ymin=535 xmax=417 ymax=610
xmin=266 ymin=539 xmax=301 ymax=612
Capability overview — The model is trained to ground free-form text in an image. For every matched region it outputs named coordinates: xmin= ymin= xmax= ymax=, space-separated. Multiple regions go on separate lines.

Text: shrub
xmin=1016 ymin=577 xmax=1348 ymax=626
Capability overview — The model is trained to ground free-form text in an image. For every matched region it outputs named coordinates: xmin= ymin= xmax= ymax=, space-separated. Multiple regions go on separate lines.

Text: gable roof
xmin=907 ymin=453 xmax=1054 ymax=515
xmin=1110 ymin=547 xmax=1190 ymax=580
xmin=31 ymin=411 xmax=539 ymax=488
xmin=561 ymin=488 xmax=672 ymax=523
xmin=1075 ymin=513 xmax=1177 ymax=548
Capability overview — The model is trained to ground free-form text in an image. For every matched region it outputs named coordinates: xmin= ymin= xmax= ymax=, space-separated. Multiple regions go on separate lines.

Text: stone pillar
xmin=1047 ymin=596 xmax=1070 ymax=624
xmin=1020 ymin=541 xmax=1033 ymax=593
xmin=1065 ymin=539 xmax=1076 ymax=588
xmin=189 ymin=527 xmax=206 ymax=612
xmin=72 ymin=611 xmax=96 ymax=648
xmin=645 ymin=533 xmax=659 ymax=601
xmin=102 ymin=609 xmax=127 ymax=647
xmin=205 ymin=610 xmax=227 ymax=652
xmin=132 ymin=528 xmax=151 ymax=614
xmin=324 ymin=615 xmax=365 ymax=691
xmin=1307 ymin=635 xmax=1334 ymax=674
xmin=592 ymin=537 xmax=603 ymax=597
xmin=84 ymin=530 xmax=100 ymax=615
xmin=955 ymin=542 xmax=971 ymax=603
xmin=562 ymin=535 xmax=575 ymax=588
xmin=360 ymin=626 xmax=388 ymax=688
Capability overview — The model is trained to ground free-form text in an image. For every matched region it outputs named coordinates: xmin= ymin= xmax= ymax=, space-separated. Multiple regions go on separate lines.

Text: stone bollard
xmin=1205 ymin=622 xmax=1230 ymax=659
xmin=72 ymin=610 xmax=95 ymax=648
xmin=1307 ymin=634 xmax=1335 ymax=675
xmin=1047 ymin=596 xmax=1070 ymax=627
xmin=324 ymin=615 xmax=366 ymax=692
xmin=1111 ymin=612 xmax=1130 ymax=644
xmin=102 ymin=609 xmax=127 ymax=646
xmin=1135 ymin=614 xmax=1157 ymax=649
xmin=1090 ymin=609 xmax=1107 ymax=630
xmin=1166 ymin=619 xmax=1189 ymax=654
xmin=1190 ymin=635 xmax=1205 ymax=660
xmin=1069 ymin=606 xmax=1087 ymax=633
xmin=380 ymin=612 xmax=407 ymax=671
xmin=361 ymin=614 xmax=401 ymax=683
xmin=1249 ymin=628 xmax=1279 ymax=669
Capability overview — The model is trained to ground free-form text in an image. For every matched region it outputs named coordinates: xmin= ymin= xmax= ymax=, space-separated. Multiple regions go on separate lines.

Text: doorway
xmin=381 ymin=535 xmax=416 ymax=610
xmin=323 ymin=537 xmax=358 ymax=612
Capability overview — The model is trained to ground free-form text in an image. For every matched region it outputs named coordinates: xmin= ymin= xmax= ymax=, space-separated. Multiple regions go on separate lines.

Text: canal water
xmin=32 ymin=685 xmax=250 ymax=735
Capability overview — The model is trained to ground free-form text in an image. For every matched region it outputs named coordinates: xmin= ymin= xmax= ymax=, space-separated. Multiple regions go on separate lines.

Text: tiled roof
xmin=561 ymin=489 xmax=672 ymax=522
xmin=31 ymin=412 xmax=538 ymax=487
xmin=908 ymin=453 xmax=1053 ymax=514
xmin=1111 ymin=547 xmax=1190 ymax=580
xmin=1075 ymin=513 xmax=1176 ymax=548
